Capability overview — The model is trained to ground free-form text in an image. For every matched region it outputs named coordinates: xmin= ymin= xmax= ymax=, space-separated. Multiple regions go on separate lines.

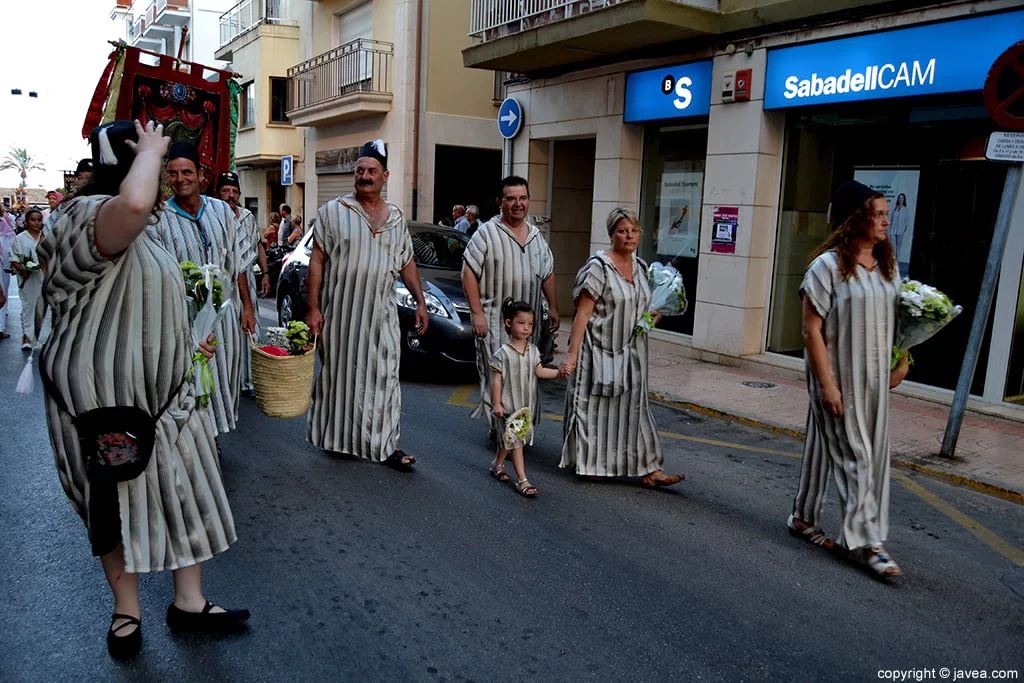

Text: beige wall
xmin=424 ymin=0 xmax=499 ymax=119
xmin=233 ymin=25 xmax=303 ymax=163
xmin=311 ymin=0 xmax=396 ymax=56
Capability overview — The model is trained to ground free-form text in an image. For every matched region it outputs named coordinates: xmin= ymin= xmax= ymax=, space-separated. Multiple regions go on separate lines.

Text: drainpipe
xmin=411 ymin=0 xmax=423 ymax=220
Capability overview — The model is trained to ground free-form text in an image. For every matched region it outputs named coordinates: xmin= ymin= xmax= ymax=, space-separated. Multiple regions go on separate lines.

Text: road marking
xmin=446 ymin=384 xmax=1024 ymax=566
xmin=892 ymin=471 xmax=1024 ymax=567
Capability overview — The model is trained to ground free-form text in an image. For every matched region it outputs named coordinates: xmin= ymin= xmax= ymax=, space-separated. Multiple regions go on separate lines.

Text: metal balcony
xmin=218 ymin=0 xmax=294 ymax=58
xmin=111 ymin=0 xmax=133 ymax=20
xmin=286 ymin=39 xmax=393 ymax=127
xmin=155 ymin=0 xmax=190 ymax=27
xmin=464 ymin=0 xmax=720 ymax=73
xmin=128 ymin=14 xmax=164 ymax=50
xmin=140 ymin=2 xmax=174 ymax=40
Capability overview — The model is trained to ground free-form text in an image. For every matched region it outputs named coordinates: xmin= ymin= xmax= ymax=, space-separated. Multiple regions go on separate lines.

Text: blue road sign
xmin=497 ymin=98 xmax=523 ymax=139
xmin=281 ymin=155 xmax=293 ymax=186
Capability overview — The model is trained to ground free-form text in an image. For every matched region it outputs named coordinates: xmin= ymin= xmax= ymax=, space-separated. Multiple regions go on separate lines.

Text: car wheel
xmin=279 ymin=291 xmax=296 ymax=326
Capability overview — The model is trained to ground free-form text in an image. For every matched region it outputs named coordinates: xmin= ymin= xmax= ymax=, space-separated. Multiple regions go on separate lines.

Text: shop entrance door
xmin=549 ymin=138 xmax=596 ymax=315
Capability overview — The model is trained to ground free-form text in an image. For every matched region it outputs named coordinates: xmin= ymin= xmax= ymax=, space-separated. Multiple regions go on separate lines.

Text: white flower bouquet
xmin=181 ymin=262 xmax=234 ymax=408
xmin=13 ymin=251 xmax=41 ymax=277
xmin=635 ymin=261 xmax=688 ymax=335
xmin=503 ymin=407 xmax=533 ymax=448
xmin=893 ymin=279 xmax=962 ymax=368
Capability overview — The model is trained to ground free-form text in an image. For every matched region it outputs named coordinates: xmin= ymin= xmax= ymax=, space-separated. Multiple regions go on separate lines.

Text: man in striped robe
xmin=462 ymin=176 xmax=559 ymax=440
xmin=217 ymin=172 xmax=271 ymax=395
xmin=305 ymin=140 xmax=429 ymax=470
xmin=153 ymin=142 xmax=255 ymax=434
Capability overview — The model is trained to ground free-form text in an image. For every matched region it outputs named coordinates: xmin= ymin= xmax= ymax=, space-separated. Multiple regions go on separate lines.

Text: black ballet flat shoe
xmin=107 ymin=613 xmax=142 ymax=660
xmin=383 ymin=449 xmax=416 ymax=472
xmin=166 ymin=601 xmax=250 ymax=634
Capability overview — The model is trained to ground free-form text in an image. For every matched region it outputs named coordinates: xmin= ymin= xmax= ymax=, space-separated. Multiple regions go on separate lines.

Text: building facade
xmin=216 ymin=0 xmax=304 ymax=225
xmin=463 ymin=0 xmax=1024 ymax=411
xmin=286 ymin=0 xmax=503 ymax=228
xmin=117 ymin=0 xmax=235 ymax=68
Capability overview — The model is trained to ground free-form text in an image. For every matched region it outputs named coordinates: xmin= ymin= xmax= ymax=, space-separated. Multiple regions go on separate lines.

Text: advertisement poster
xmin=853 ymin=167 xmax=920 ymax=275
xmin=658 ymin=170 xmax=703 ymax=258
xmin=711 ymin=206 xmax=739 ymax=254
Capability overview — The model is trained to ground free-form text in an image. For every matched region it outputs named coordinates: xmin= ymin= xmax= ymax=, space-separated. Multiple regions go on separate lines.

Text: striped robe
xmin=151 ymin=196 xmax=242 ymax=434
xmin=491 ymin=341 xmax=541 ymax=448
xmin=9 ymin=231 xmax=44 ymax=343
xmin=463 ymin=217 xmax=554 ymax=428
xmin=792 ymin=251 xmax=898 ymax=550
xmin=235 ymin=206 xmax=261 ymax=391
xmin=560 ymin=251 xmax=664 ymax=477
xmin=307 ymin=195 xmax=413 ymax=461
xmin=38 ymin=196 xmax=235 ymax=573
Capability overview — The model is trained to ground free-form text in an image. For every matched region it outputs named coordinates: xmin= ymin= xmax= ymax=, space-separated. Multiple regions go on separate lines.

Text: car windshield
xmin=410 ymin=228 xmax=468 ymax=270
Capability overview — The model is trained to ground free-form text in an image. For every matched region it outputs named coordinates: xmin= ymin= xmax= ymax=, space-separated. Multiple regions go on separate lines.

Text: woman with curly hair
xmin=787 ymin=180 xmax=911 ymax=579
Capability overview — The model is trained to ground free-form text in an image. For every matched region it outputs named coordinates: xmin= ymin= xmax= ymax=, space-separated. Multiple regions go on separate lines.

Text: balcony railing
xmin=469 ymin=0 xmax=717 ymax=40
xmin=286 ymin=39 xmax=393 ymax=114
xmin=156 ymin=0 xmax=190 ymax=26
xmin=220 ymin=0 xmax=290 ymax=47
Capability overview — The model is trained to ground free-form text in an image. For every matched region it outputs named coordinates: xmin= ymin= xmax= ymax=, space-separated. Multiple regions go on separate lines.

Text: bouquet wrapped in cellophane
xmin=181 ymin=261 xmax=234 ymax=407
xmin=634 ymin=261 xmax=688 ymax=336
xmin=502 ymin=407 xmax=533 ymax=449
xmin=892 ymin=279 xmax=962 ymax=368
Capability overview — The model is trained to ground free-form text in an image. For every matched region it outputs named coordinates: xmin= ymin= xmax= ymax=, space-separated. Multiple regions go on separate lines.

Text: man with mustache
xmin=153 ymin=142 xmax=253 ymax=434
xmin=305 ymin=139 xmax=429 ymax=471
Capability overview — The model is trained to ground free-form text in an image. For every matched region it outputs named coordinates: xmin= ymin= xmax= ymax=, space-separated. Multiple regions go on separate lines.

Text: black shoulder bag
xmin=39 ymin=365 xmax=189 ymax=483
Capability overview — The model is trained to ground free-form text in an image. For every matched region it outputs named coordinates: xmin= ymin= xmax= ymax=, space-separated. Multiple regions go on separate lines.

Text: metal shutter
xmin=338 ymin=2 xmax=373 ymax=46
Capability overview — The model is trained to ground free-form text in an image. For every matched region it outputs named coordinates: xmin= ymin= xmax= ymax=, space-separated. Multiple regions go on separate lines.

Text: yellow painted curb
xmin=647 ymin=392 xmax=1024 ymax=507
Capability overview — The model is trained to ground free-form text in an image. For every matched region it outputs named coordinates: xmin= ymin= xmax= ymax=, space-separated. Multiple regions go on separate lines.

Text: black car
xmin=276 ymin=222 xmax=476 ymax=368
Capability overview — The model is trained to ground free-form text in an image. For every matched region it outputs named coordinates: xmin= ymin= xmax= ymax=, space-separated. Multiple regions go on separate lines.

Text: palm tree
xmin=0 ymin=148 xmax=46 ymax=185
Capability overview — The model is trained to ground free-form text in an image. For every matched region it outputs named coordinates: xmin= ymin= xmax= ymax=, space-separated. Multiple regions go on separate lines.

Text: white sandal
xmin=861 ymin=544 xmax=902 ymax=578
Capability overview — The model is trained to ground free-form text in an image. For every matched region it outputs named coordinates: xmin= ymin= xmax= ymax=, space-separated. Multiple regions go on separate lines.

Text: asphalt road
xmin=0 ymin=292 xmax=1022 ymax=682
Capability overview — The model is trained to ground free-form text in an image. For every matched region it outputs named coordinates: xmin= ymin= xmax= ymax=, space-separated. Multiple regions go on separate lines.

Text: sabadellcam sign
xmin=764 ymin=10 xmax=1024 ymax=110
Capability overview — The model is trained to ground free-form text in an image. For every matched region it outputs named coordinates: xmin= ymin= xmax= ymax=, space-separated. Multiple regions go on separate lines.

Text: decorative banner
xmin=657 ymin=170 xmax=703 ymax=258
xmin=853 ymin=168 xmax=921 ymax=276
xmin=711 ymin=206 xmax=739 ymax=254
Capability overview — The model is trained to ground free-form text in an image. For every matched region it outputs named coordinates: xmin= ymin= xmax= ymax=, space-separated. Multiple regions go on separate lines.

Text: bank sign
xmin=764 ymin=10 xmax=1024 ymax=109
xmin=624 ymin=60 xmax=713 ymax=123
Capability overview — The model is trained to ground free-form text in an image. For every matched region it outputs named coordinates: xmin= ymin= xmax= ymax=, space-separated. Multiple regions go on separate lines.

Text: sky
xmin=0 ymin=0 xmax=126 ymax=190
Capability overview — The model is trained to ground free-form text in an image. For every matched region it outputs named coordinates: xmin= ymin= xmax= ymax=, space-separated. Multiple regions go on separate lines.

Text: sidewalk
xmin=556 ymin=333 xmax=1024 ymax=504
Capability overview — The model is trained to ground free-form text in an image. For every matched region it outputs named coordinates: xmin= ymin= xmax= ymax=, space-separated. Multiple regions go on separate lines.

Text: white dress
xmin=8 ymin=230 xmax=44 ymax=343
xmin=38 ymin=196 xmax=236 ymax=572
xmin=307 ymin=195 xmax=413 ymax=461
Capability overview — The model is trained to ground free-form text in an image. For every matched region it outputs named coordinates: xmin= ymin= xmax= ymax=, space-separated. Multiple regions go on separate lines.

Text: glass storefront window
xmin=638 ymin=123 xmax=708 ymax=335
xmin=768 ymin=95 xmax=1006 ymax=394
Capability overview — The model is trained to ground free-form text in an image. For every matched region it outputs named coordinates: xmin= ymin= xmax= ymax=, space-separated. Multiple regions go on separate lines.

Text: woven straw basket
xmin=250 ymin=336 xmax=316 ymax=418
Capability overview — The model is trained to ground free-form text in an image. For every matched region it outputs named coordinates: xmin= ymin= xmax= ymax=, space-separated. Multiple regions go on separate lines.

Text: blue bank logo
xmin=765 ymin=10 xmax=1024 ymax=109
xmin=624 ymin=60 xmax=713 ymax=123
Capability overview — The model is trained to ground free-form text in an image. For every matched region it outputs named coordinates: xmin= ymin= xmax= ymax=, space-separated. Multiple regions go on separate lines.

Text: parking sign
xmin=281 ymin=155 xmax=293 ymax=186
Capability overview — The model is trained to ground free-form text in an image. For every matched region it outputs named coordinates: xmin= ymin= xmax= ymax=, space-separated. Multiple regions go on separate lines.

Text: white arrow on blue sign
xmin=497 ymin=97 xmax=523 ymax=139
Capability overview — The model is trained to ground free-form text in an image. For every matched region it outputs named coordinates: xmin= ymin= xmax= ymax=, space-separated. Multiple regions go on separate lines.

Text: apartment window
xmin=270 ymin=77 xmax=289 ymax=123
xmin=240 ymin=82 xmax=255 ymax=127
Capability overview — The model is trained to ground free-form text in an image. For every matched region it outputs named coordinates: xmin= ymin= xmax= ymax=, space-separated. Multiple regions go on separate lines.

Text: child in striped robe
xmin=489 ymin=298 xmax=559 ymax=497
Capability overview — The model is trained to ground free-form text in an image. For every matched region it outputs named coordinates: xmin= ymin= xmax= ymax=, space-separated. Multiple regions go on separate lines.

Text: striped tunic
xmin=560 ymin=251 xmax=664 ymax=477
xmin=235 ymin=206 xmax=261 ymax=391
xmin=38 ymin=196 xmax=235 ymax=573
xmin=793 ymin=251 xmax=898 ymax=550
xmin=463 ymin=217 xmax=554 ymax=427
xmin=307 ymin=195 xmax=413 ymax=461
xmin=490 ymin=341 xmax=541 ymax=448
xmin=151 ymin=196 xmax=242 ymax=434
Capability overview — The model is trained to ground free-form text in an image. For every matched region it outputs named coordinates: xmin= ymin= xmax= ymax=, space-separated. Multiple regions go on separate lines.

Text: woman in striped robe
xmin=38 ymin=121 xmax=247 ymax=659
xmin=559 ymin=208 xmax=684 ymax=488
xmin=788 ymin=180 xmax=910 ymax=578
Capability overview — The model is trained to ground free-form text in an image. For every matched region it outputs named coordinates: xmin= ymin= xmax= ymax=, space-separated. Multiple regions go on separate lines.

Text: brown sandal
xmin=640 ymin=470 xmax=685 ymax=488
xmin=489 ymin=463 xmax=511 ymax=482
xmin=787 ymin=514 xmax=835 ymax=550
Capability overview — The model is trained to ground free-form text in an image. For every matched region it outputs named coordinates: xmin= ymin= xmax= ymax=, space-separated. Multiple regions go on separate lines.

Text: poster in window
xmin=852 ymin=168 xmax=920 ymax=276
xmin=657 ymin=170 xmax=703 ymax=258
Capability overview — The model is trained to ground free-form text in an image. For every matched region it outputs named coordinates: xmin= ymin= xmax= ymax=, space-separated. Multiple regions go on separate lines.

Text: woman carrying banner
xmin=38 ymin=120 xmax=248 ymax=660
